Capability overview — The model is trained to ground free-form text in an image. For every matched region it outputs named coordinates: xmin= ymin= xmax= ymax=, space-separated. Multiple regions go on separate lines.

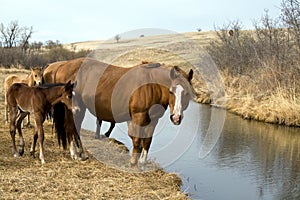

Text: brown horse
xmin=6 ymin=81 xmax=76 ymax=164
xmin=4 ymin=67 xmax=43 ymax=126
xmin=45 ymin=57 xmax=195 ymax=168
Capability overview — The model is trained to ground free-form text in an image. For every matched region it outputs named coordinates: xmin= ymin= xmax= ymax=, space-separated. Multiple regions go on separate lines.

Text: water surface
xmin=82 ymin=104 xmax=300 ymax=200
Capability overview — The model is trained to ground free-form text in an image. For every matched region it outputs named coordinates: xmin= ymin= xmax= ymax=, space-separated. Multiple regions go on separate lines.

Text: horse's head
xmin=30 ymin=67 xmax=43 ymax=86
xmin=60 ymin=81 xmax=80 ymax=113
xmin=168 ymin=66 xmax=194 ymax=125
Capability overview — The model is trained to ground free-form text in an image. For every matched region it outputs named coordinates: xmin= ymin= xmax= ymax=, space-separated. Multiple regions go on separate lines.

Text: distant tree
xmin=0 ymin=21 xmax=20 ymax=47
xmin=45 ymin=40 xmax=61 ymax=49
xmin=0 ymin=20 xmax=34 ymax=50
xmin=114 ymin=34 xmax=121 ymax=43
xmin=30 ymin=41 xmax=43 ymax=51
xmin=140 ymin=34 xmax=145 ymax=38
xmin=20 ymin=26 xmax=33 ymax=52
xmin=197 ymin=28 xmax=202 ymax=32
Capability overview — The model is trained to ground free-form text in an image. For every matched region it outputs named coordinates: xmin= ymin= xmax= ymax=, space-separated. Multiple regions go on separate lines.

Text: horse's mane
xmin=139 ymin=61 xmax=161 ymax=68
xmin=38 ymin=82 xmax=66 ymax=88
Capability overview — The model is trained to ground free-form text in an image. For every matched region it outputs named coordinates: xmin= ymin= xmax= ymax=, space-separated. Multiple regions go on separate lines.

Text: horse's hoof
xmin=80 ymin=154 xmax=89 ymax=161
xmin=13 ymin=153 xmax=19 ymax=158
xmin=30 ymin=151 xmax=35 ymax=158
xmin=19 ymin=149 xmax=24 ymax=156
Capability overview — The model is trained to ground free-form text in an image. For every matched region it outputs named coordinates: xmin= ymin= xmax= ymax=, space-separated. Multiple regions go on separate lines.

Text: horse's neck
xmin=43 ymin=86 xmax=63 ymax=105
xmin=24 ymin=75 xmax=33 ymax=86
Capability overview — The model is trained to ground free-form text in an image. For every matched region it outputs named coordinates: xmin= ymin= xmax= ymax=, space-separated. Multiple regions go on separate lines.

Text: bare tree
xmin=280 ymin=0 xmax=300 ymax=49
xmin=20 ymin=26 xmax=33 ymax=52
xmin=0 ymin=21 xmax=20 ymax=47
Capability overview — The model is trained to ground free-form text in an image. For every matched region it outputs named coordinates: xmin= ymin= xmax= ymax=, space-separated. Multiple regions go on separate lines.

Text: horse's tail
xmin=53 ymin=103 xmax=68 ymax=149
xmin=53 ymin=102 xmax=80 ymax=150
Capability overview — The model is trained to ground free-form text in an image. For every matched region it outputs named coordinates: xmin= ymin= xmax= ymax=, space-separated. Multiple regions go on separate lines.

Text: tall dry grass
xmin=221 ymin=65 xmax=300 ymax=126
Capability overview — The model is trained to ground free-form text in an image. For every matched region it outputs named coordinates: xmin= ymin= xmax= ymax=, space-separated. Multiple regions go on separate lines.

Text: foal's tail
xmin=53 ymin=103 xmax=68 ymax=149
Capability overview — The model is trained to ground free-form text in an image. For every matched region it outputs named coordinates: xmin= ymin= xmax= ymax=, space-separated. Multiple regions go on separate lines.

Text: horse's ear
xmin=65 ymin=80 xmax=72 ymax=90
xmin=188 ymin=69 xmax=193 ymax=82
xmin=170 ymin=66 xmax=179 ymax=80
xmin=73 ymin=81 xmax=77 ymax=88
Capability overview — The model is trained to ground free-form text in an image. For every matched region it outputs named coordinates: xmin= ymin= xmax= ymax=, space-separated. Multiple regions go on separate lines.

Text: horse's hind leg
xmin=95 ymin=119 xmax=101 ymax=139
xmin=34 ymin=115 xmax=45 ymax=164
xmin=9 ymin=106 xmax=18 ymax=157
xmin=26 ymin=113 xmax=31 ymax=128
xmin=16 ymin=112 xmax=28 ymax=156
xmin=104 ymin=122 xmax=115 ymax=138
xmin=4 ymin=102 xmax=8 ymax=124
xmin=30 ymin=131 xmax=38 ymax=158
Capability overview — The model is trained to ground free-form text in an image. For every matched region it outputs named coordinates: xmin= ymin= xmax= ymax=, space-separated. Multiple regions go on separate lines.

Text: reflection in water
xmin=167 ymin=105 xmax=300 ymax=200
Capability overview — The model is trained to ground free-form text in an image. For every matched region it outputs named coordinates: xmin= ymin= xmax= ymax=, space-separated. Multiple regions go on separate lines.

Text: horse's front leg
xmin=128 ymin=121 xmax=142 ymax=167
xmin=138 ymin=119 xmax=157 ymax=170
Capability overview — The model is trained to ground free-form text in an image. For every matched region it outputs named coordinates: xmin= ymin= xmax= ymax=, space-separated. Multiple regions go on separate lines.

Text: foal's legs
xmin=9 ymin=106 xmax=18 ymax=157
xmin=16 ymin=112 xmax=28 ymax=156
xmin=26 ymin=113 xmax=31 ymax=128
xmin=30 ymin=132 xmax=38 ymax=158
xmin=34 ymin=113 xmax=46 ymax=164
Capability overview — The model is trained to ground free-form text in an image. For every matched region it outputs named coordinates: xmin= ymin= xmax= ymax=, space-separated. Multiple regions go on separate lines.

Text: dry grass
xmin=222 ymin=69 xmax=300 ymax=126
xmin=0 ymin=69 xmax=188 ymax=199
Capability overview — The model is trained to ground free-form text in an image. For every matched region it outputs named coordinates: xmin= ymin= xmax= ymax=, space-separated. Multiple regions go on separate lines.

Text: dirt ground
xmin=0 ymin=69 xmax=187 ymax=199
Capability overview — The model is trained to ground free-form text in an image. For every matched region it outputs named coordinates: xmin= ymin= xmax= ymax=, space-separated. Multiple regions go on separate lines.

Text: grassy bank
xmin=221 ymin=68 xmax=300 ymax=126
xmin=0 ymin=69 xmax=187 ymax=199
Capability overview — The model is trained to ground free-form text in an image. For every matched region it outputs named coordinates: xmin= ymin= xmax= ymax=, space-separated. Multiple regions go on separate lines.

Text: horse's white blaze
xmin=173 ymin=84 xmax=184 ymax=116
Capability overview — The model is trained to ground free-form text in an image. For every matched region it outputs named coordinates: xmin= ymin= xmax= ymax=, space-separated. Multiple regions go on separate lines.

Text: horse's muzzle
xmin=170 ymin=114 xmax=182 ymax=125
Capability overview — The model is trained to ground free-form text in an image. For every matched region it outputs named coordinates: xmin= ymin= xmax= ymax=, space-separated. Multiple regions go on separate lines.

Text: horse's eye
xmin=35 ymin=75 xmax=37 ymax=77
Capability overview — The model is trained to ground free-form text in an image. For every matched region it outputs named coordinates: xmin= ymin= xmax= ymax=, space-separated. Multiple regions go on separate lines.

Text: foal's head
xmin=59 ymin=81 xmax=77 ymax=111
xmin=30 ymin=67 xmax=43 ymax=86
xmin=168 ymin=66 xmax=194 ymax=125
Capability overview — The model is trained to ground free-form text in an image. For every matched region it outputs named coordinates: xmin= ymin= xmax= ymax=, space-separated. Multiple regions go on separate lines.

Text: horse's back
xmin=4 ymin=74 xmax=27 ymax=91
xmin=43 ymin=60 xmax=68 ymax=83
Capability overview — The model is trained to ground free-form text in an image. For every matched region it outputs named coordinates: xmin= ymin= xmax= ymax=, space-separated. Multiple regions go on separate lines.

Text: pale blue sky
xmin=1 ymin=0 xmax=282 ymax=43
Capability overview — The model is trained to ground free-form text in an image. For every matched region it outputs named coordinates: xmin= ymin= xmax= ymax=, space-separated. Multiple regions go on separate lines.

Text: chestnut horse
xmin=44 ymin=57 xmax=194 ymax=168
xmin=6 ymin=81 xmax=76 ymax=164
xmin=4 ymin=67 xmax=43 ymax=126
